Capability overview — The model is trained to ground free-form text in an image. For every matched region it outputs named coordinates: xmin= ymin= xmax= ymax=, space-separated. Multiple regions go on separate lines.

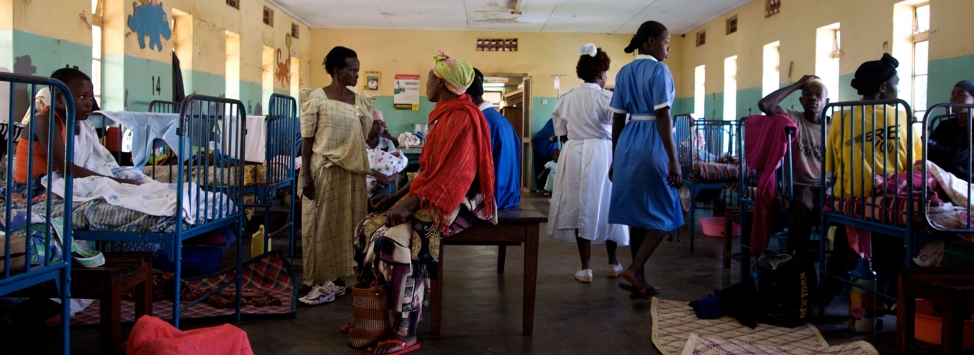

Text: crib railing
xmin=261 ymin=94 xmax=299 ymax=256
xmin=818 ymin=99 xmax=916 ymax=236
xmin=816 ymin=99 xmax=916 ymax=316
xmin=149 ymin=100 xmax=180 ymax=114
xmin=921 ymin=103 xmax=974 ymax=233
xmin=0 ymin=72 xmax=75 ymax=354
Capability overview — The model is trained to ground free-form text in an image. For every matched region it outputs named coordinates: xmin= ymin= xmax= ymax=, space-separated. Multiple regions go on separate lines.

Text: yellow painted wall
xmin=8 ymin=0 xmax=90 ymax=44
xmin=0 ymin=0 xmax=12 ymax=31
xmin=929 ymin=0 xmax=974 ymax=60
xmin=307 ymin=28 xmax=684 ymax=98
xmin=99 ymin=0 xmax=309 ymax=90
xmin=675 ymin=0 xmax=974 ymax=99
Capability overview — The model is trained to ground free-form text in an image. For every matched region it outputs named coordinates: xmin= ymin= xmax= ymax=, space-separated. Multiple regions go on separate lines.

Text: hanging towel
xmin=744 ymin=114 xmax=797 ymax=255
xmin=93 ymin=111 xmax=190 ymax=167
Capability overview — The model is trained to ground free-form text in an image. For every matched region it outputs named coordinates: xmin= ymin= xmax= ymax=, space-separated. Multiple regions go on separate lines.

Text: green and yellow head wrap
xmin=432 ymin=50 xmax=474 ymax=96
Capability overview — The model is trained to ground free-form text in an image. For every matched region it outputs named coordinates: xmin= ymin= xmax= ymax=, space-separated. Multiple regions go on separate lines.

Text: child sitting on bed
xmin=12 ymin=68 xmax=139 ymax=195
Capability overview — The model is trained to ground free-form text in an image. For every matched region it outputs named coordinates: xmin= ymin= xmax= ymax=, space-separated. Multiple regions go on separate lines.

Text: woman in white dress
xmin=548 ymin=44 xmax=630 ymax=283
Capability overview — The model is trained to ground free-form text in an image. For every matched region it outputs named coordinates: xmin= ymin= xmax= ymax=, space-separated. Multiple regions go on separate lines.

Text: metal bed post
xmin=0 ymin=73 xmax=75 ymax=354
xmin=265 ymin=94 xmax=299 ymax=257
xmin=817 ymin=99 xmax=915 ymax=317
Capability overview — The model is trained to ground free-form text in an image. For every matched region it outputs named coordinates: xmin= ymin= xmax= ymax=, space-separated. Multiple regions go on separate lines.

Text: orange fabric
xmin=126 ymin=315 xmax=254 ymax=355
xmin=13 ymin=109 xmax=66 ymax=184
xmin=410 ymin=94 xmax=495 ymax=232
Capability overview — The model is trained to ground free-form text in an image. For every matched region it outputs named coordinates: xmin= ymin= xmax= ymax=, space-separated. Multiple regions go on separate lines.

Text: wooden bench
xmin=898 ymin=267 xmax=974 ymax=355
xmin=430 ymin=202 xmax=546 ymax=336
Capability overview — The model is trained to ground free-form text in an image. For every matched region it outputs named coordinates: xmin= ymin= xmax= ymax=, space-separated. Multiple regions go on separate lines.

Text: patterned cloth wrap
xmin=693 ymin=161 xmax=741 ymax=183
xmin=431 ymin=50 xmax=474 ymax=96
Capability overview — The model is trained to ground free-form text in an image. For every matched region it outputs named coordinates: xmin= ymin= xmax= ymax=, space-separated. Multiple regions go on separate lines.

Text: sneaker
xmin=574 ymin=269 xmax=593 ymax=283
xmin=320 ymin=281 xmax=346 ymax=298
xmin=298 ymin=284 xmax=336 ymax=306
xmin=607 ymin=263 xmax=624 ymax=278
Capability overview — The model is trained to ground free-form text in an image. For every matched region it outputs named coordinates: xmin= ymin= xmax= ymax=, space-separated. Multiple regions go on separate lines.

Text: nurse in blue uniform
xmin=608 ymin=20 xmax=681 ymax=298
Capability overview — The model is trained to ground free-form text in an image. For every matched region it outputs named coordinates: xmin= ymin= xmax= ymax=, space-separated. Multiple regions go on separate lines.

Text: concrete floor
xmin=6 ymin=193 xmax=898 ymax=354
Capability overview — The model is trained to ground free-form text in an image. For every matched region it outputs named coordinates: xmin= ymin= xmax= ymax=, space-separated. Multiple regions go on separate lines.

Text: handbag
xmin=348 ymin=281 xmax=390 ymax=349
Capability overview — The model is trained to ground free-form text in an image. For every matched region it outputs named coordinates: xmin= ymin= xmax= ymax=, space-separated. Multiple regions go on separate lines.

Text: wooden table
xmin=898 ymin=267 xmax=974 ymax=355
xmin=430 ymin=202 xmax=546 ymax=336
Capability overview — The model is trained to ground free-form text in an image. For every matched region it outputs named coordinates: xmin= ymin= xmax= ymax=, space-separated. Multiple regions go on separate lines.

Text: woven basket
xmin=348 ymin=281 xmax=390 ymax=349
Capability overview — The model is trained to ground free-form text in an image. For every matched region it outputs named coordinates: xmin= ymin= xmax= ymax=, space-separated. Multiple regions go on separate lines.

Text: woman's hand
xmin=386 ymin=196 xmax=419 ymax=227
xmin=666 ymin=160 xmax=682 ymax=188
xmin=370 ymin=194 xmax=391 ymax=210
xmin=302 ymin=174 xmax=315 ymax=200
xmin=373 ymin=171 xmax=391 ymax=188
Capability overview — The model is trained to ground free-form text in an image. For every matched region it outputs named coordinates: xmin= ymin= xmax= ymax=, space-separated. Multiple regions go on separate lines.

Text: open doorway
xmin=484 ymin=73 xmax=533 ymax=189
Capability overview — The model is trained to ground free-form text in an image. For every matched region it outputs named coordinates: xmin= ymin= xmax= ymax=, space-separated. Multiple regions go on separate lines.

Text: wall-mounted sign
xmin=393 ymin=74 xmax=420 ymax=110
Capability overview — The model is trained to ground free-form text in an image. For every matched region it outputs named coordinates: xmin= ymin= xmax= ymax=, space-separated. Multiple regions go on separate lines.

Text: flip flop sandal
xmin=366 ymin=340 xmax=421 ymax=355
xmin=619 ymin=283 xmax=661 ymax=299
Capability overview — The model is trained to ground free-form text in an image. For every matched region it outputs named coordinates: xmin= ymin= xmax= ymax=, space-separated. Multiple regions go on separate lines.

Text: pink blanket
xmin=744 ymin=114 xmax=797 ymax=255
xmin=126 ymin=316 xmax=254 ymax=355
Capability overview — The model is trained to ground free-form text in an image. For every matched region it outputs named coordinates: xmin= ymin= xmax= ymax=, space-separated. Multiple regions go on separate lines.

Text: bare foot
xmin=367 ymin=334 xmax=418 ymax=355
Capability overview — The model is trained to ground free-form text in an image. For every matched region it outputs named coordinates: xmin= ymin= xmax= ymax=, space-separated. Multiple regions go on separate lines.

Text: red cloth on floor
xmin=126 ymin=315 xmax=254 ymax=355
xmin=744 ymin=114 xmax=797 ymax=255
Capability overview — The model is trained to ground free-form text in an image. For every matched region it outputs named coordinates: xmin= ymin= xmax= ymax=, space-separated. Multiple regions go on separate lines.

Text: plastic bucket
xmin=699 ymin=217 xmax=740 ymax=238
xmin=914 ymin=298 xmax=974 ymax=347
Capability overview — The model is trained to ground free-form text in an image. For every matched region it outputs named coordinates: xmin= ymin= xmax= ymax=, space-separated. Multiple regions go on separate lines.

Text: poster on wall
xmin=393 ymin=74 xmax=420 ymax=110
xmin=364 ymin=71 xmax=380 ymax=91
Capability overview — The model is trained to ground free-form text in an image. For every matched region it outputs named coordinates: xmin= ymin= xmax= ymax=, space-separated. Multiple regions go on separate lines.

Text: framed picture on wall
xmin=365 ymin=71 xmax=380 ymax=91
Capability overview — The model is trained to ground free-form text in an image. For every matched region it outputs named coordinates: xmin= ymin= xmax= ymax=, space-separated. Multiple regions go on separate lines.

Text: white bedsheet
xmin=47 ymin=120 xmax=235 ymax=224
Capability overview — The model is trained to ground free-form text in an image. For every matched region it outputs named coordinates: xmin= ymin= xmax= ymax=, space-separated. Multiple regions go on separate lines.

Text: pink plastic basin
xmin=699 ymin=217 xmax=741 ymax=238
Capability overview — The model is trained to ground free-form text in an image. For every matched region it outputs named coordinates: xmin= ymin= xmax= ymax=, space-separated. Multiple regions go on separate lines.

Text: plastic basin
xmin=699 ymin=217 xmax=740 ymax=238
xmin=158 ymin=245 xmax=225 ymax=276
xmin=914 ymin=298 xmax=974 ymax=348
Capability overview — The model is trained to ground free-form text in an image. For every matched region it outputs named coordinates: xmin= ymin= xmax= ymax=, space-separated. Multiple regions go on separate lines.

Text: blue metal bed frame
xmin=148 ymin=100 xmax=180 ymax=114
xmin=816 ymin=99 xmax=918 ymax=317
xmin=921 ymin=103 xmax=974 ymax=232
xmin=74 ymin=95 xmax=246 ymax=327
xmin=737 ymin=116 xmax=794 ymax=281
xmin=674 ymin=114 xmax=740 ymax=253
xmin=0 ymin=72 xmax=75 ymax=354
xmin=255 ymin=94 xmax=298 ymax=257
xmin=147 ymin=95 xmax=299 ymax=257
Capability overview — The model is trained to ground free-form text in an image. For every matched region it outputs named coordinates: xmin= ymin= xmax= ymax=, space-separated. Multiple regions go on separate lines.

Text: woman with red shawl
xmin=352 ymin=51 xmax=497 ymax=355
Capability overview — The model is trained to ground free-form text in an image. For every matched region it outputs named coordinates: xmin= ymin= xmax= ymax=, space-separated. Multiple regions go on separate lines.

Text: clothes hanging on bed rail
xmin=744 ymin=114 xmax=797 ymax=255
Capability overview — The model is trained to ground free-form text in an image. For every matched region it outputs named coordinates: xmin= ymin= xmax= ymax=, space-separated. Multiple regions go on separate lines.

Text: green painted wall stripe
xmin=929 ymin=54 xmax=974 ymax=109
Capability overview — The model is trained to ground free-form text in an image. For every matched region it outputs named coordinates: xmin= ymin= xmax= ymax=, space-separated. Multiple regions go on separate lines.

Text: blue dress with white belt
xmin=608 ymin=54 xmax=684 ymax=231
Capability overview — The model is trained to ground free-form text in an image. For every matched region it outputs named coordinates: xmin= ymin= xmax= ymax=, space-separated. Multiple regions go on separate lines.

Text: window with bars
xmin=263 ymin=7 xmax=274 ymax=27
xmin=291 ymin=24 xmax=299 ymax=39
xmin=696 ymin=31 xmax=706 ymax=47
xmin=913 ymin=4 xmax=930 ymax=116
xmin=226 ymin=0 xmax=239 ymax=9
xmin=726 ymin=16 xmax=738 ymax=35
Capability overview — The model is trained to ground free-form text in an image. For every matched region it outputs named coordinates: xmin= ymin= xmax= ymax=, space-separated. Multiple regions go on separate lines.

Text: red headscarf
xmin=409 ymin=94 xmax=496 ymax=232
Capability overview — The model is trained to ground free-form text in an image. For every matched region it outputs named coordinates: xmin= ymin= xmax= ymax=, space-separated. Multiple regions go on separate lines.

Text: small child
xmin=537 ymin=149 xmax=560 ymax=196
